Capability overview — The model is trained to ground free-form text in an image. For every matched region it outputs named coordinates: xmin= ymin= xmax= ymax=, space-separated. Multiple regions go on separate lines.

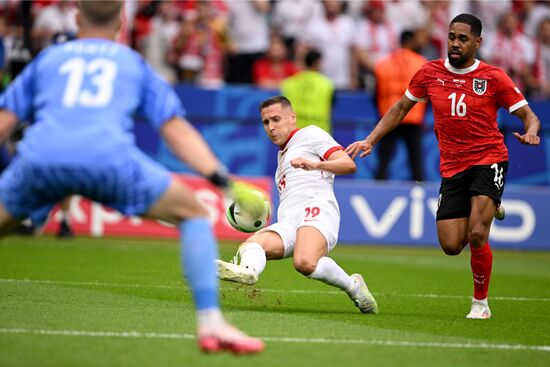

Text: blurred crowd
xmin=0 ymin=0 xmax=550 ymax=99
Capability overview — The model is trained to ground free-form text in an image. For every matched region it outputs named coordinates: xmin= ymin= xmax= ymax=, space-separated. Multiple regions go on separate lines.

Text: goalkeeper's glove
xmin=206 ymin=166 xmax=235 ymax=203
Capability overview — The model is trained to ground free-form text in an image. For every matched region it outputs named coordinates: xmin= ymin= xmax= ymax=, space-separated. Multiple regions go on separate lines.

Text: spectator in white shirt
xmin=141 ymin=0 xmax=181 ymax=83
xmin=271 ymin=0 xmax=322 ymax=58
xmin=481 ymin=11 xmax=535 ymax=90
xmin=353 ymin=0 xmax=400 ymax=90
xmin=31 ymin=0 xmax=78 ymax=53
xmin=226 ymin=0 xmax=270 ymax=84
xmin=296 ymin=0 xmax=356 ymax=90
xmin=528 ymin=17 xmax=550 ymax=98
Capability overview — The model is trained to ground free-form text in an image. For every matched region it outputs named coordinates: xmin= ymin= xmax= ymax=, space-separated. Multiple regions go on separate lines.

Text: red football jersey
xmin=406 ymin=59 xmax=528 ymax=178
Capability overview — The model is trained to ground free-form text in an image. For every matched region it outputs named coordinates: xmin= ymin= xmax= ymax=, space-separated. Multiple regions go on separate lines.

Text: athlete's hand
xmin=345 ymin=139 xmax=374 ymax=159
xmin=290 ymin=157 xmax=320 ymax=171
xmin=513 ymin=132 xmax=540 ymax=145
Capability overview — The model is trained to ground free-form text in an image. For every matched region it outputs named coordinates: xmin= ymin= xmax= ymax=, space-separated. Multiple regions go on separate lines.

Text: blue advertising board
xmin=134 ymin=84 xmax=550 ymax=186
xmin=334 ymin=179 xmax=550 ymax=250
xmin=131 ymin=84 xmax=550 ymax=249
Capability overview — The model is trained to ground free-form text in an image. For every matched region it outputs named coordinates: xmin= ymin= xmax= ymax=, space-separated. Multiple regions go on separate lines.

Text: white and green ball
xmin=226 ymin=184 xmax=271 ymax=233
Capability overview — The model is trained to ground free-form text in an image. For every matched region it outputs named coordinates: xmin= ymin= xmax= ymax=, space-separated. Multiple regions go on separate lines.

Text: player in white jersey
xmin=217 ymin=96 xmax=378 ymax=314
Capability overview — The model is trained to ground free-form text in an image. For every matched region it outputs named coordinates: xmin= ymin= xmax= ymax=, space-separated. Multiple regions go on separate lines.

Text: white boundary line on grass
xmin=0 ymin=327 xmax=549 ymax=352
xmin=266 ymin=289 xmax=550 ymax=303
xmin=1 ymin=277 xmax=550 ymax=302
xmin=0 ymin=278 xmax=179 ymax=289
xmin=0 ymin=278 xmax=550 ymax=302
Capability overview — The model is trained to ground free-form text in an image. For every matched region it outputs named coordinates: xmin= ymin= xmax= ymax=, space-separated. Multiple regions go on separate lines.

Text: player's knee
xmin=468 ymin=228 xmax=488 ymax=247
xmin=264 ymin=246 xmax=284 ymax=260
xmin=440 ymin=242 xmax=463 ymax=256
xmin=247 ymin=234 xmax=284 ymax=260
xmin=293 ymin=256 xmax=317 ymax=276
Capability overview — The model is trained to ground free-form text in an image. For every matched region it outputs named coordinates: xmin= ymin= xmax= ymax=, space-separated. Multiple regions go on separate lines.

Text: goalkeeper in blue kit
xmin=0 ymin=0 xmax=263 ymax=354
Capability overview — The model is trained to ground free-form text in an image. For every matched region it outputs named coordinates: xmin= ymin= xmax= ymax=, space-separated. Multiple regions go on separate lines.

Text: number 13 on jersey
xmin=60 ymin=57 xmax=118 ymax=108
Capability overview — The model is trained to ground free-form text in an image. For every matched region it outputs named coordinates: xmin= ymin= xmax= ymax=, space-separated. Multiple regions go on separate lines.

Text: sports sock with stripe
xmin=470 ymin=242 xmax=493 ymax=300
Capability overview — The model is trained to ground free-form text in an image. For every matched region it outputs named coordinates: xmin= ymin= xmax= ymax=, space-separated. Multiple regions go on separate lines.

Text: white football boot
xmin=348 ymin=274 xmax=378 ymax=314
xmin=466 ymin=299 xmax=491 ymax=319
xmin=216 ymin=259 xmax=258 ymax=285
xmin=494 ymin=204 xmax=505 ymax=221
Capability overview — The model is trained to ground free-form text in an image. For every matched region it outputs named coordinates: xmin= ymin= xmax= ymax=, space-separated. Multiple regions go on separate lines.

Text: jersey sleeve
xmin=405 ymin=63 xmax=428 ymax=102
xmin=0 ymin=61 xmax=36 ymax=122
xmin=136 ymin=61 xmax=186 ymax=130
xmin=494 ymin=69 xmax=528 ymax=113
xmin=309 ymin=126 xmax=344 ymax=160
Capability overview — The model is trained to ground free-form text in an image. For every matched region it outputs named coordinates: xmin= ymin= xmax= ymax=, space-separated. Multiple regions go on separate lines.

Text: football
xmin=226 ymin=184 xmax=271 ymax=233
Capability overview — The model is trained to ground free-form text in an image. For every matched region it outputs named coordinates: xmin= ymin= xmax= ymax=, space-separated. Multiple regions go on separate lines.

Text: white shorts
xmin=257 ymin=198 xmax=340 ymax=258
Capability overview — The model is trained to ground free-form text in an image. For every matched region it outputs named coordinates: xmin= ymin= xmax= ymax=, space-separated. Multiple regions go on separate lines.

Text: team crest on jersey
xmin=473 ymin=78 xmax=487 ymax=95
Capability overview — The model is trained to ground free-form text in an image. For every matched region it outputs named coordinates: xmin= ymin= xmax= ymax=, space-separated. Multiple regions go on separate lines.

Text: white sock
xmin=473 ymin=297 xmax=488 ymax=305
xmin=307 ymin=257 xmax=355 ymax=293
xmin=197 ymin=307 xmax=224 ymax=331
xmin=238 ymin=242 xmax=266 ymax=275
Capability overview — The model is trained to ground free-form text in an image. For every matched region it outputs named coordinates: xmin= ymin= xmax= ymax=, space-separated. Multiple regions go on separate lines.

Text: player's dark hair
xmin=78 ymin=0 xmax=122 ymax=26
xmin=400 ymin=30 xmax=415 ymax=46
xmin=450 ymin=13 xmax=482 ymax=37
xmin=259 ymin=96 xmax=293 ymax=111
xmin=305 ymin=50 xmax=322 ymax=68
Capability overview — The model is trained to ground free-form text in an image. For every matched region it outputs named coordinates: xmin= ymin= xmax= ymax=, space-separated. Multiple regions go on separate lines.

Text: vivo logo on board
xmin=349 ymin=187 xmax=536 ymax=243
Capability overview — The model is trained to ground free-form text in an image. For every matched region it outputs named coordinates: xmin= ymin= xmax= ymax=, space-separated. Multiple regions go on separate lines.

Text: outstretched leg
xmin=294 ymin=226 xmax=378 ymax=314
xmin=217 ymin=231 xmax=284 ymax=285
xmin=146 ymin=178 xmax=264 ymax=354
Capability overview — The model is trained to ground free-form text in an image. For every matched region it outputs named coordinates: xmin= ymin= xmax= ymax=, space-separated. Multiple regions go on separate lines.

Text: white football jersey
xmin=275 ymin=126 xmax=343 ymax=213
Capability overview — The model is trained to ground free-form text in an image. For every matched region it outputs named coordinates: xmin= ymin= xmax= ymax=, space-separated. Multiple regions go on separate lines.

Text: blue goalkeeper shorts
xmin=0 ymin=149 xmax=171 ymax=226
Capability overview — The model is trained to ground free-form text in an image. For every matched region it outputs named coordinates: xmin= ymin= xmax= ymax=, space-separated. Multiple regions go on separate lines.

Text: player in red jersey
xmin=346 ymin=14 xmax=541 ymax=319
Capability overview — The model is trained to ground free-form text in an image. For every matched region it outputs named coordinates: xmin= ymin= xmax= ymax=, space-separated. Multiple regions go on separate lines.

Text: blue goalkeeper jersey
xmin=0 ymin=38 xmax=185 ymax=165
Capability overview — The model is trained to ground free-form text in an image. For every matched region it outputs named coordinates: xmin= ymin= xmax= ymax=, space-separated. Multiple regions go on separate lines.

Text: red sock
xmin=470 ymin=242 xmax=493 ymax=300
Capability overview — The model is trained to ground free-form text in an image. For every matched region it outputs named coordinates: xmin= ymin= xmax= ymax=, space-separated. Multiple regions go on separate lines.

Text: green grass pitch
xmin=1 ymin=235 xmax=549 ymax=367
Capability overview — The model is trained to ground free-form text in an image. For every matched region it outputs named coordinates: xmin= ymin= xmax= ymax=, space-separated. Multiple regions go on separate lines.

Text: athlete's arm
xmin=160 ymin=116 xmax=224 ymax=178
xmin=345 ymin=95 xmax=417 ymax=159
xmin=511 ymin=105 xmax=541 ymax=145
xmin=0 ymin=110 xmax=18 ymax=144
xmin=0 ymin=60 xmax=35 ymax=144
xmin=290 ymin=149 xmax=356 ymax=175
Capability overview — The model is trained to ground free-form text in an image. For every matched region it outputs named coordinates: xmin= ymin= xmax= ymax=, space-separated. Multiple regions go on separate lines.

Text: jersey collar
xmin=280 ymin=128 xmax=300 ymax=150
xmin=444 ymin=58 xmax=480 ymax=74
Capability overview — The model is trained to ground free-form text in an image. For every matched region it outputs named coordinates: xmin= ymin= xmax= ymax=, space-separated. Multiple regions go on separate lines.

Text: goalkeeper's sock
xmin=470 ymin=242 xmax=493 ymax=301
xmin=238 ymin=242 xmax=266 ymax=275
xmin=180 ymin=218 xmax=219 ymax=311
xmin=197 ymin=308 xmax=225 ymax=331
xmin=307 ymin=256 xmax=355 ymax=292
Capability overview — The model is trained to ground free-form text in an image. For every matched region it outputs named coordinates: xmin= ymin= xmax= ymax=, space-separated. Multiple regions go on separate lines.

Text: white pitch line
xmin=0 ymin=327 xmax=549 ymax=352
xmin=259 ymin=289 xmax=550 ymax=302
xmin=1 ymin=278 xmax=550 ymax=302
xmin=0 ymin=278 xmax=180 ymax=289
xmin=0 ymin=328 xmax=195 ymax=340
xmin=383 ymin=292 xmax=550 ymax=303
